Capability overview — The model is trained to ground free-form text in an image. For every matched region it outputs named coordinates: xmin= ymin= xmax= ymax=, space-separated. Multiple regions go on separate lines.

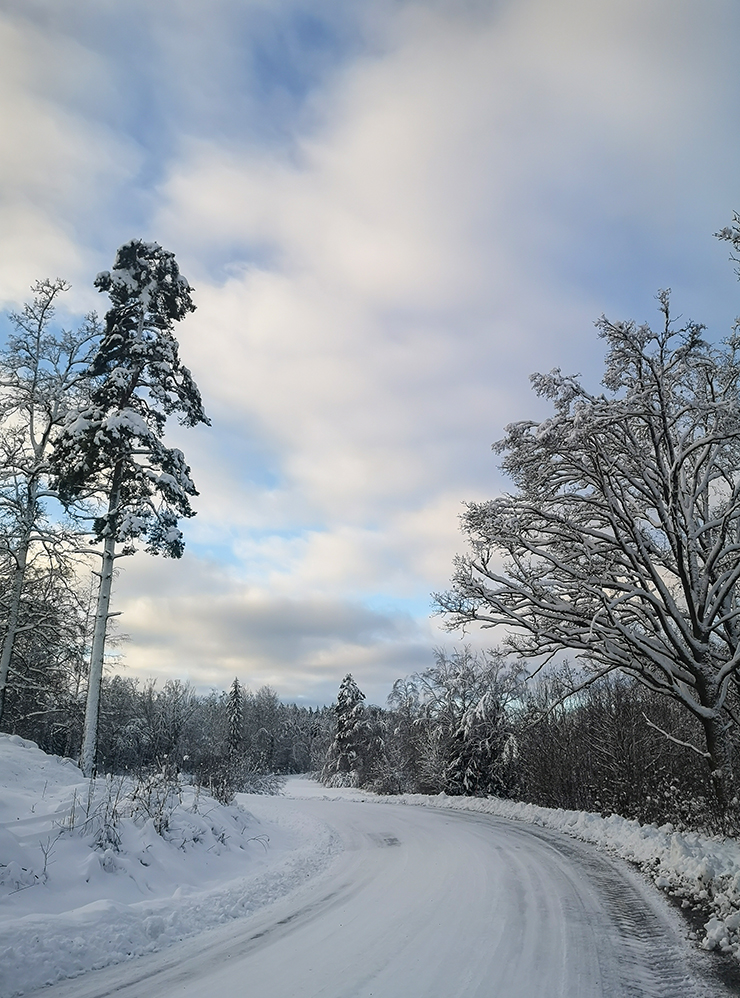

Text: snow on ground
xmin=287 ymin=778 xmax=740 ymax=960
xmin=0 ymin=736 xmax=340 ymax=998
xmin=3 ymin=737 xmax=740 ymax=998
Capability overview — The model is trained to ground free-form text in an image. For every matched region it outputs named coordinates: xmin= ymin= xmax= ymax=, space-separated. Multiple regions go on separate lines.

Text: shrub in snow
xmin=0 ymin=736 xmax=256 ymax=903
xmin=323 ymin=770 xmax=361 ymax=789
xmin=199 ymin=761 xmax=286 ymax=804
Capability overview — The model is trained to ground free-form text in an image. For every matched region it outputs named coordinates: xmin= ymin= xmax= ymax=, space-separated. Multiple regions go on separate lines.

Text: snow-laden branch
xmin=436 ymin=283 xmax=740 ymax=807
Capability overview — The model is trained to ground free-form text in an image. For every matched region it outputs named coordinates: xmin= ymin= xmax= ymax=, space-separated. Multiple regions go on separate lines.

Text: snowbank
xmin=0 ymin=737 xmax=340 ymax=997
xmin=4 ymin=737 xmax=738 ymax=997
xmin=286 ymin=778 xmax=740 ymax=959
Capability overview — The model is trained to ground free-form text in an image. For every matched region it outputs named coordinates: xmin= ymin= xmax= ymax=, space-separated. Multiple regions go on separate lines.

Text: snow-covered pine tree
xmin=322 ymin=673 xmax=371 ymax=786
xmin=0 ymin=280 xmax=99 ymax=723
xmin=51 ymin=240 xmax=210 ymax=776
xmin=227 ymin=677 xmax=244 ymax=761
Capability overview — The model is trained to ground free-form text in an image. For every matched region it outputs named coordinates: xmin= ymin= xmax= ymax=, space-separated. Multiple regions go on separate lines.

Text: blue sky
xmin=2 ymin=0 xmax=740 ymax=705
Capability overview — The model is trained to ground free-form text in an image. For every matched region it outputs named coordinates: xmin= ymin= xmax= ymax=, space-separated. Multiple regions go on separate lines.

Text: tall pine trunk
xmin=79 ymin=474 xmax=120 ymax=778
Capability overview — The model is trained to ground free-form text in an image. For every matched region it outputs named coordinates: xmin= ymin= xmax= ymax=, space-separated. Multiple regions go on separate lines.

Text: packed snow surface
xmin=0 ymin=737 xmax=736 ymax=997
xmin=305 ymin=781 xmax=740 ymax=959
xmin=0 ymin=736 xmax=338 ymax=996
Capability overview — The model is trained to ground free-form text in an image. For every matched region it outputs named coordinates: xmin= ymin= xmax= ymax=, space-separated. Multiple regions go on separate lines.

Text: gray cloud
xmin=3 ymin=0 xmax=740 ymax=703
xmin=111 ymin=553 xmax=433 ymax=705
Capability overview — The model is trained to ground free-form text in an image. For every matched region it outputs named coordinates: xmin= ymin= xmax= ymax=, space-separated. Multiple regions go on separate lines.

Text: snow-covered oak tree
xmin=51 ymin=240 xmax=209 ymax=776
xmin=436 ymin=271 xmax=740 ymax=816
xmin=0 ymin=280 xmax=99 ymax=723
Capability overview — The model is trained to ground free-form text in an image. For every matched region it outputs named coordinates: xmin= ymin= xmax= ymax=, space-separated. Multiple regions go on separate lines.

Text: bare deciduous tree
xmin=436 ymin=269 xmax=740 ymax=817
xmin=0 ymin=280 xmax=99 ymax=722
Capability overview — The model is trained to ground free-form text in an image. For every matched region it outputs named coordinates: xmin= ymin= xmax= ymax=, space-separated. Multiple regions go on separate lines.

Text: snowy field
xmin=1 ymin=733 xmax=740 ymax=997
xmin=0 ymin=735 xmax=340 ymax=997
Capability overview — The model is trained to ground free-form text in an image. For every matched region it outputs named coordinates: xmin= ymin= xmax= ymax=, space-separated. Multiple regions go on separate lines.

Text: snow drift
xmin=0 ymin=736 xmax=339 ymax=997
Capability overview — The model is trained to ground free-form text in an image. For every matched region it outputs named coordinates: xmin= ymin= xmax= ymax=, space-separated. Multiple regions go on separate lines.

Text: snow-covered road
xmin=24 ymin=793 xmax=725 ymax=998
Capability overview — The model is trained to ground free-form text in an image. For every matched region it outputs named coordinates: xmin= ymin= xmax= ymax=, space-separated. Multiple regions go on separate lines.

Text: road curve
xmin=27 ymin=797 xmax=728 ymax=998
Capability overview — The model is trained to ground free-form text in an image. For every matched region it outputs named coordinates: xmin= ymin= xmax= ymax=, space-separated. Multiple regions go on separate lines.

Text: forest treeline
xmin=5 ymin=230 xmax=740 ymax=837
xmin=320 ymin=652 xmax=734 ymax=834
xmin=2 ymin=636 xmax=731 ymax=835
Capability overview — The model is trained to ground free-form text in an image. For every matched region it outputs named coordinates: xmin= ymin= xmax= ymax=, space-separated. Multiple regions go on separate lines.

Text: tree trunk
xmin=0 ymin=539 xmax=29 ymax=725
xmin=79 ymin=470 xmax=121 ymax=778
xmin=701 ymin=713 xmax=736 ymax=828
xmin=79 ymin=530 xmax=116 ymax=777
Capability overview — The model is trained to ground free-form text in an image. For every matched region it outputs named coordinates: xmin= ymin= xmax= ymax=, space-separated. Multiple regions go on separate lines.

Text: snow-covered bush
xmin=199 ymin=763 xmax=285 ymax=804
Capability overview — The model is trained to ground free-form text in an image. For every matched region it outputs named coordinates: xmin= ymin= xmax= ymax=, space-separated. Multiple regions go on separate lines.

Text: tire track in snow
xmin=25 ymin=799 xmax=731 ymax=998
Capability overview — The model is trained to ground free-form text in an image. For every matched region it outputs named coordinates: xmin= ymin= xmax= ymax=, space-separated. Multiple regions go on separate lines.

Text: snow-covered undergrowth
xmin=0 ymin=736 xmax=340 ymax=998
xmin=296 ymin=779 xmax=740 ymax=959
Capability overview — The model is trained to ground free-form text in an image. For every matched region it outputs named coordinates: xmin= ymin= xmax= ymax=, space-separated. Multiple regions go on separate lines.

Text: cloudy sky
xmin=2 ymin=0 xmax=740 ymax=705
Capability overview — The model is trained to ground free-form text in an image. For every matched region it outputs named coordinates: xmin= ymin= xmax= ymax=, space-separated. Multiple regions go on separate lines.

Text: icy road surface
xmin=26 ymin=794 xmax=725 ymax=998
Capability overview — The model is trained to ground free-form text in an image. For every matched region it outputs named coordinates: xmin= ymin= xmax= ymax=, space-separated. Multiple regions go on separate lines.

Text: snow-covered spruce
xmin=321 ymin=674 xmax=384 ymax=788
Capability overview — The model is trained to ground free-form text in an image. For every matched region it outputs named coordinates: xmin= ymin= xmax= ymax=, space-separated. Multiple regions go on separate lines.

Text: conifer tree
xmin=52 ymin=240 xmax=209 ymax=776
xmin=322 ymin=674 xmax=371 ymax=785
xmin=227 ymin=677 xmax=244 ymax=762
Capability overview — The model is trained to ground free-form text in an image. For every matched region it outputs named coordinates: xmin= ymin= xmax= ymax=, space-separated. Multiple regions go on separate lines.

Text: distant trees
xmin=51 ymin=240 xmax=209 ymax=776
xmin=511 ymin=665 xmax=713 ymax=825
xmin=318 ymin=654 xmax=523 ymax=797
xmin=383 ymin=648 xmax=523 ymax=795
xmin=88 ymin=677 xmax=333 ymax=800
xmin=436 ymin=280 xmax=740 ymax=820
xmin=347 ymin=652 xmax=719 ymax=830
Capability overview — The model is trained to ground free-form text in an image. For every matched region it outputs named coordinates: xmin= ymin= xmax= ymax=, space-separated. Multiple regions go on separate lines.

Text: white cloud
xmin=3 ymin=0 xmax=740 ymax=702
xmin=0 ymin=11 xmax=141 ymax=307
xmin=132 ymin=0 xmax=740 ymax=699
xmin=110 ymin=552 xmax=432 ymax=705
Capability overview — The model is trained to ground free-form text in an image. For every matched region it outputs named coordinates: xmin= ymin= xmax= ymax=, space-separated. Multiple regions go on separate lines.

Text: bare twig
xmin=641 ymin=712 xmax=711 ymax=760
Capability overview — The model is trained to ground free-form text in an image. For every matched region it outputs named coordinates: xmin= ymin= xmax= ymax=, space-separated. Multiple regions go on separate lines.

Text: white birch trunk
xmin=79 ymin=468 xmax=122 ymax=778
xmin=79 ymin=529 xmax=116 ymax=777
xmin=0 ymin=538 xmax=29 ymax=723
